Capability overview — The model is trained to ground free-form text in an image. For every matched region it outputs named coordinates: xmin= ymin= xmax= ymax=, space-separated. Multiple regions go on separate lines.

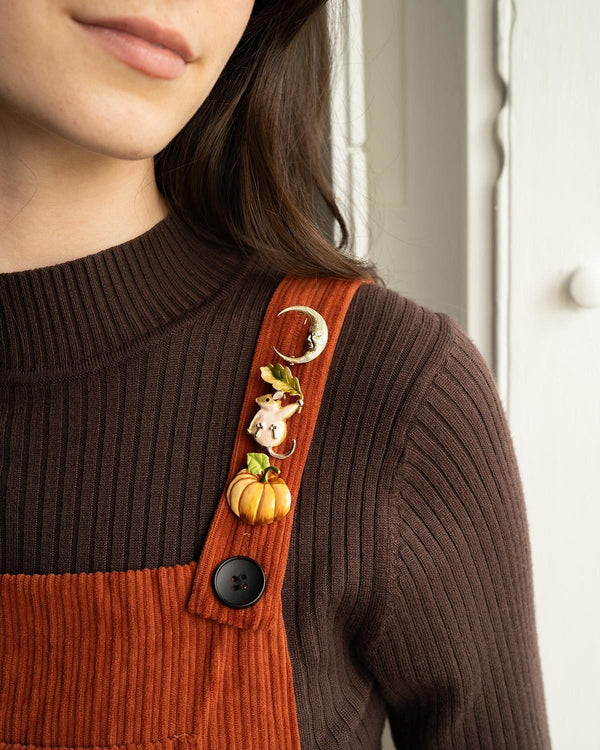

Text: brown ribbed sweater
xmin=0 ymin=211 xmax=552 ymax=749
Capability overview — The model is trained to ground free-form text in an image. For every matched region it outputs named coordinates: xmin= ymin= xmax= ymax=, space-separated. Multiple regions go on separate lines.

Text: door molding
xmin=491 ymin=0 xmax=516 ymax=409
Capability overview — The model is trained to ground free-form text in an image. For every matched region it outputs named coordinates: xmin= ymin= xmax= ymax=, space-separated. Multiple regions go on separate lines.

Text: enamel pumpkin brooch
xmin=226 ymin=452 xmax=292 ymax=526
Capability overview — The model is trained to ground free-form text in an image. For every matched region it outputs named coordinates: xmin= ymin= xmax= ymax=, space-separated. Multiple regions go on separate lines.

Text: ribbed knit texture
xmin=0 ymin=211 xmax=552 ymax=749
xmin=0 ymin=272 xmax=366 ymax=750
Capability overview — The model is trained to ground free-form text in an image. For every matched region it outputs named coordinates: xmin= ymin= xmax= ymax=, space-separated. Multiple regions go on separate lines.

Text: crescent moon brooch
xmin=272 ymin=306 xmax=329 ymax=364
xmin=226 ymin=305 xmax=329 ymax=525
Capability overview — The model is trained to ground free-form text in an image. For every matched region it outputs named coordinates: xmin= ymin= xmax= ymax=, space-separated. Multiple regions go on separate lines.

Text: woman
xmin=0 ymin=2 xmax=552 ymax=749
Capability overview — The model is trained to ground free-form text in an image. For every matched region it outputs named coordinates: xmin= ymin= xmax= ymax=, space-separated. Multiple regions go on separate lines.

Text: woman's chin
xmin=16 ymin=95 xmax=179 ymax=161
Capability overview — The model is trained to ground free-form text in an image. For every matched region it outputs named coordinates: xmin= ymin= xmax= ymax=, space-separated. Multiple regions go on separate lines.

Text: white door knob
xmin=568 ymin=264 xmax=600 ymax=308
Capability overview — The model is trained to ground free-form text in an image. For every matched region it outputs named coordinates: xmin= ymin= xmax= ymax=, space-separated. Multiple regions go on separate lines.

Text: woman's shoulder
xmin=347 ymin=277 xmax=455 ymax=346
xmin=340 ymin=278 xmax=459 ymax=397
xmin=345 ymin=278 xmax=486 ymax=386
xmin=335 ymin=278 xmax=499 ymax=464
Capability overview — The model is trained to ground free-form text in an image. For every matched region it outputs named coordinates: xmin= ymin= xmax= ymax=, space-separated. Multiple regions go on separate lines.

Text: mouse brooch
xmin=226 ymin=305 xmax=328 ymax=526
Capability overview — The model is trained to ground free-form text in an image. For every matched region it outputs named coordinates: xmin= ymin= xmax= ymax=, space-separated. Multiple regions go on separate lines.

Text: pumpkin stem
xmin=259 ymin=465 xmax=281 ymax=483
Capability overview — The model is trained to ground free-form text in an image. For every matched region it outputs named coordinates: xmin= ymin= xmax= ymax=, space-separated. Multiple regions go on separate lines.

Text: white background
xmin=330 ymin=1 xmax=600 ymax=748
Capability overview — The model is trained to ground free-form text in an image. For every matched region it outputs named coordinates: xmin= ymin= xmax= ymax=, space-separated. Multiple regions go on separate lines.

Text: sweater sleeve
xmin=360 ymin=314 xmax=553 ymax=749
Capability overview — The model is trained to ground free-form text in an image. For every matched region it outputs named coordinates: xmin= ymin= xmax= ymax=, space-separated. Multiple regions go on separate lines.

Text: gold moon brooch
xmin=272 ymin=306 xmax=329 ymax=364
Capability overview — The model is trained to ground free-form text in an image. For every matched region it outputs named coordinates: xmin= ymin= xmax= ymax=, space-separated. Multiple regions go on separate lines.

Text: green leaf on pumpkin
xmin=246 ymin=452 xmax=271 ymax=475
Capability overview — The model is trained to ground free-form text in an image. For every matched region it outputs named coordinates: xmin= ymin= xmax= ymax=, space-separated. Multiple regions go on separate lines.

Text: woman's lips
xmin=74 ymin=20 xmax=188 ymax=79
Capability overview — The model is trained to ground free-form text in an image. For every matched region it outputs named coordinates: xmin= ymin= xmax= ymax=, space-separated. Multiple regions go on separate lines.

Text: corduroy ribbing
xmin=0 ymin=560 xmax=300 ymax=749
xmin=186 ymin=274 xmax=371 ymax=631
xmin=0 ymin=212 xmax=552 ymax=749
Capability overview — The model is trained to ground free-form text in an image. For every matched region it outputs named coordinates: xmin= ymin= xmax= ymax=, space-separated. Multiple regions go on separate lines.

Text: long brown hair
xmin=154 ymin=0 xmax=385 ymax=284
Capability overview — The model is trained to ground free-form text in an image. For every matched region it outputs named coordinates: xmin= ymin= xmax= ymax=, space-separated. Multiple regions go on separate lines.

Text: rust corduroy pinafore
xmin=0 ymin=272 xmax=373 ymax=750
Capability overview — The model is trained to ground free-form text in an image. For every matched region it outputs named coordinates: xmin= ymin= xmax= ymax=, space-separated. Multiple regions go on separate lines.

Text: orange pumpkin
xmin=226 ymin=453 xmax=292 ymax=526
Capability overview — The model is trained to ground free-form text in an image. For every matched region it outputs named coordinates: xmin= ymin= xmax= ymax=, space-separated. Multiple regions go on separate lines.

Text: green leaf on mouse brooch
xmin=260 ymin=364 xmax=304 ymax=412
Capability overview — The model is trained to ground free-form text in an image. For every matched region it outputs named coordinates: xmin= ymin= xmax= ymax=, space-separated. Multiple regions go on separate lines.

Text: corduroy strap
xmin=186 ymin=273 xmax=374 ymax=630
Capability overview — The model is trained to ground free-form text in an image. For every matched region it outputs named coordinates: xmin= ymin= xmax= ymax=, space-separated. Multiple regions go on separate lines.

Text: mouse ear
xmin=272 ymin=390 xmax=285 ymax=401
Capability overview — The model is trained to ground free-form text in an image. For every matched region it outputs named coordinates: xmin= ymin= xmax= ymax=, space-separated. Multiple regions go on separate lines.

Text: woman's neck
xmin=0 ymin=105 xmax=170 ymax=273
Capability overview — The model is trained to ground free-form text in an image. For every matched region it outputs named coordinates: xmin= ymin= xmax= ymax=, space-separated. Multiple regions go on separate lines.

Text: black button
xmin=212 ymin=556 xmax=266 ymax=609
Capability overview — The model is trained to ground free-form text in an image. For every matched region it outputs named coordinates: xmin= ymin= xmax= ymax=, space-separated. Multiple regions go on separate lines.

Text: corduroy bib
xmin=0 ymin=272 xmax=373 ymax=750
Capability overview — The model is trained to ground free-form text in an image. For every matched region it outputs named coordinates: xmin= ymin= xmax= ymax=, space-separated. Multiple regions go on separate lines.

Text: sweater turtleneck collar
xmin=0 ymin=210 xmax=256 ymax=381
